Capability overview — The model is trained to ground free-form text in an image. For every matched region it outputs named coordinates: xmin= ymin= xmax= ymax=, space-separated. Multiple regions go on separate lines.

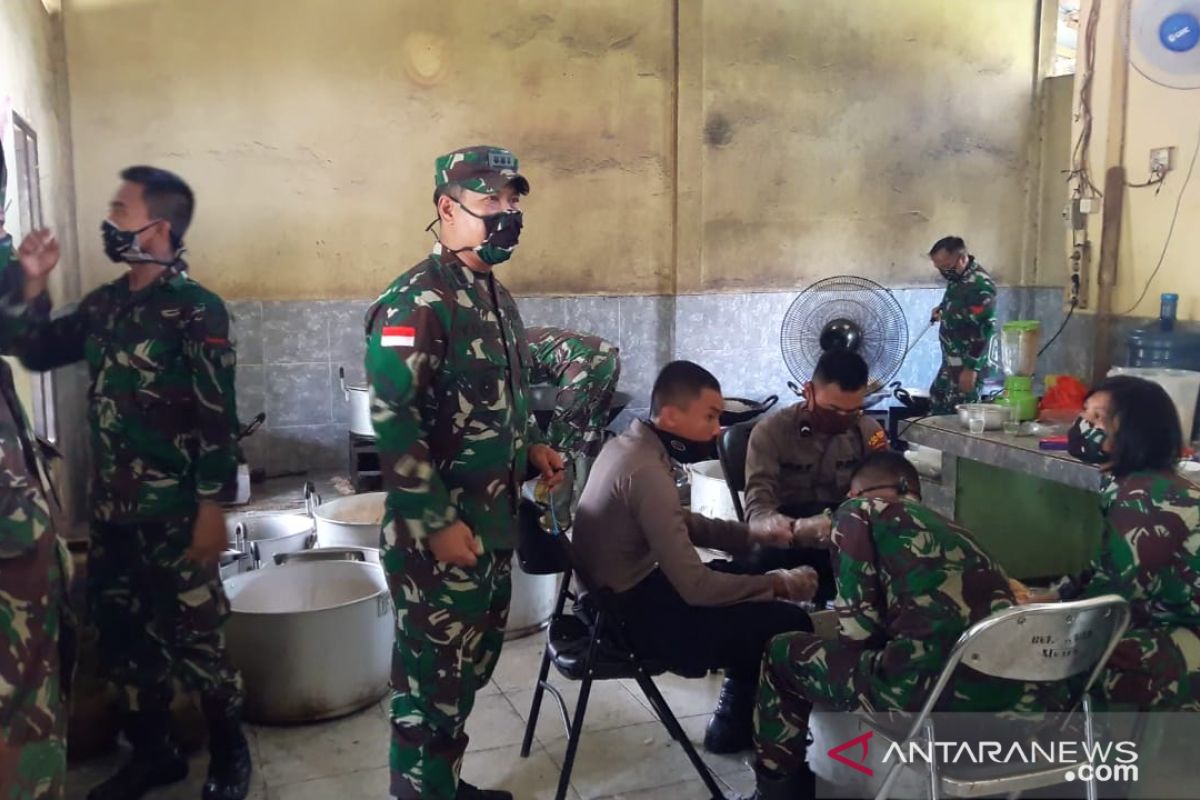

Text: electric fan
xmin=1129 ymin=0 xmax=1200 ymax=90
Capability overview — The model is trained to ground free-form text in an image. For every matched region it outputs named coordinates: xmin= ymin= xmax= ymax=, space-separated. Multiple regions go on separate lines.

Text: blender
xmin=993 ymin=320 xmax=1041 ymax=421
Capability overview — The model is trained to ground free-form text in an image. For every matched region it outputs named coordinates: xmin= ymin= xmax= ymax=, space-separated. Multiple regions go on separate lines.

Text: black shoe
xmin=739 ymin=761 xmax=815 ymax=800
xmin=456 ymin=780 xmax=513 ymax=800
xmin=202 ymin=719 xmax=252 ymax=800
xmin=703 ymin=676 xmax=756 ymax=754
xmin=86 ymin=749 xmax=188 ymax=800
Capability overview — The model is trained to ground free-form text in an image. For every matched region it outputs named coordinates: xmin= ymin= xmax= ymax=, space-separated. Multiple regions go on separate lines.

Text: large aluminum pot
xmin=305 ymin=483 xmax=386 ymax=550
xmin=340 ymin=367 xmax=374 ymax=438
xmin=223 ymin=549 xmax=393 ymax=723
xmin=505 ymin=559 xmax=558 ymax=640
xmin=226 ymin=513 xmax=315 ymax=569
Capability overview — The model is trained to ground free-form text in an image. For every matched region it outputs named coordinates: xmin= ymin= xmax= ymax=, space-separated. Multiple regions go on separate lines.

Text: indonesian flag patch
xmin=381 ymin=326 xmax=416 ymax=348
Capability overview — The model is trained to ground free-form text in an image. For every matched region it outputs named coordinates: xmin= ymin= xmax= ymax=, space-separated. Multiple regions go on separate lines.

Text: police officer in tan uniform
xmin=743 ymin=349 xmax=889 ymax=599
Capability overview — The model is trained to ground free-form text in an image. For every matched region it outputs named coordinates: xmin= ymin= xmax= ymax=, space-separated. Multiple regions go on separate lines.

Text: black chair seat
xmin=548 ymin=614 xmax=666 ymax=681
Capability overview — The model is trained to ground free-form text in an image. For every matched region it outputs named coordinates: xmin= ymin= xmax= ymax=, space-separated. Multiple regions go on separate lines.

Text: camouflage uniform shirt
xmin=365 ymin=248 xmax=541 ymax=553
xmin=936 ymin=258 xmax=996 ymax=374
xmin=831 ymin=496 xmax=1027 ymax=711
xmin=8 ymin=269 xmax=239 ymax=522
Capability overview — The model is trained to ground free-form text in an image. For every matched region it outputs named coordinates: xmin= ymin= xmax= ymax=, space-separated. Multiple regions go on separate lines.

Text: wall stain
xmin=704 ymin=113 xmax=734 ymax=148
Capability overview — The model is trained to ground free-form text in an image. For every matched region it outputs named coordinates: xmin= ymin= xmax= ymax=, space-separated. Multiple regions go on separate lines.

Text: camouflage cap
xmin=434 ymin=145 xmax=529 ymax=197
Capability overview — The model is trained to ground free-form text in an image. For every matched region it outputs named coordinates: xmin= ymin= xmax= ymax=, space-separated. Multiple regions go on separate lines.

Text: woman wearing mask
xmin=1021 ymin=376 xmax=1200 ymax=710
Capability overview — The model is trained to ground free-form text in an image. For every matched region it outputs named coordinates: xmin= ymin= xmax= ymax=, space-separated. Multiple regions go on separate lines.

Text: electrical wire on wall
xmin=1118 ymin=123 xmax=1200 ymax=316
xmin=1067 ymin=0 xmax=1104 ymax=205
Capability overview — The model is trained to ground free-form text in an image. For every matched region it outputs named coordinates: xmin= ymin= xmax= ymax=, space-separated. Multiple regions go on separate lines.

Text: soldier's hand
xmin=768 ymin=566 xmax=819 ymax=602
xmin=17 ymin=228 xmax=59 ymax=300
xmin=529 ymin=444 xmax=566 ymax=489
xmin=958 ymin=369 xmax=978 ymax=394
xmin=748 ymin=513 xmax=795 ymax=549
xmin=930 ymin=307 xmax=943 ymax=324
xmin=428 ymin=520 xmax=482 ymax=568
xmin=792 ymin=513 xmax=833 ymax=547
xmin=187 ymin=501 xmax=227 ymax=565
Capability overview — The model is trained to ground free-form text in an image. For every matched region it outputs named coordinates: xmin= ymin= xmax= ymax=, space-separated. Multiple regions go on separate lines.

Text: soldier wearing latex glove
xmin=366 ymin=146 xmax=560 ymax=800
xmin=743 ymin=452 xmax=1060 ymax=800
xmin=572 ymin=362 xmax=812 ymax=758
xmin=791 ymin=512 xmax=833 ymax=549
xmin=742 ymin=349 xmax=888 ymax=604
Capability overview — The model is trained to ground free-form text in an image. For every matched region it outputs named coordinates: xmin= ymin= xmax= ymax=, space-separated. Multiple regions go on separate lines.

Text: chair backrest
xmin=918 ymin=594 xmax=1130 ymax=721
xmin=514 ymin=499 xmax=571 ymax=576
xmin=716 ymin=419 xmax=758 ymax=522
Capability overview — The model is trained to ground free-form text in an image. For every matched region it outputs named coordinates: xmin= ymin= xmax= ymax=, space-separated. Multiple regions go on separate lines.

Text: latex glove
xmin=768 ymin=566 xmax=820 ymax=602
xmin=748 ymin=513 xmax=796 ymax=549
xmin=429 ymin=520 xmax=482 ymax=567
xmin=793 ymin=513 xmax=833 ymax=548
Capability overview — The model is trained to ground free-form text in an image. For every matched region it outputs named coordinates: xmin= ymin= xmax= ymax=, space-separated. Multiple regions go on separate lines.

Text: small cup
xmin=968 ymin=416 xmax=986 ymax=435
xmin=1003 ymin=420 xmax=1021 ymax=436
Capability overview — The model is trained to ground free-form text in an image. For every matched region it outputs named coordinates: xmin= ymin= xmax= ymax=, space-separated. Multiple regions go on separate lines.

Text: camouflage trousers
xmin=929 ymin=361 xmax=981 ymax=415
xmin=384 ymin=545 xmax=512 ymax=800
xmin=530 ymin=333 xmax=620 ymax=459
xmin=88 ymin=518 xmax=242 ymax=720
xmin=1094 ymin=626 xmax=1200 ymax=711
xmin=0 ymin=535 xmax=70 ymax=800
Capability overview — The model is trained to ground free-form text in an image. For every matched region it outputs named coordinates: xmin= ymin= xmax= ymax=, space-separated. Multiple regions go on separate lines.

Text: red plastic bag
xmin=1040 ymin=375 xmax=1088 ymax=413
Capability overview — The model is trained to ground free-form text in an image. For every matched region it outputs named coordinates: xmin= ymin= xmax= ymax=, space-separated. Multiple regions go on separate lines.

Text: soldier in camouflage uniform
xmin=0 ymin=144 xmax=73 ymax=800
xmin=4 ymin=167 xmax=251 ymax=800
xmin=366 ymin=146 xmax=563 ymax=800
xmin=745 ymin=452 xmax=1041 ymax=800
xmin=1049 ymin=376 xmax=1200 ymax=710
xmin=928 ymin=236 xmax=995 ymax=414
xmin=526 ymin=326 xmax=620 ymax=459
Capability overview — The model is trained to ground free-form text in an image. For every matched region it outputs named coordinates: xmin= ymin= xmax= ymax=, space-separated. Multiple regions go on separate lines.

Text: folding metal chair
xmin=868 ymin=594 xmax=1131 ymax=800
xmin=514 ymin=500 xmax=726 ymax=800
xmin=716 ymin=419 xmax=759 ymax=522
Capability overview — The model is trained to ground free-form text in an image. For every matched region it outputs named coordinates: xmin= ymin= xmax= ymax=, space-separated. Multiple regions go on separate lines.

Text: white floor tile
xmin=594 ymin=777 xmax=725 ymax=799
xmin=270 ymin=766 xmax=390 ymax=800
xmin=253 ymin=704 xmax=388 ymax=786
xmin=622 ymin=671 xmax=723 ymax=720
xmin=464 ymin=693 xmax=529 ymax=753
xmin=507 ymin=678 xmax=657 ymax=744
xmin=461 ymin=742 xmax=583 ymax=800
xmin=489 ymin=634 xmax=551 ymax=693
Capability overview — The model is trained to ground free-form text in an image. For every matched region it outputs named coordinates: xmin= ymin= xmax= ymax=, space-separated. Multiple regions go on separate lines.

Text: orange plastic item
xmin=1039 ymin=375 xmax=1089 ymax=414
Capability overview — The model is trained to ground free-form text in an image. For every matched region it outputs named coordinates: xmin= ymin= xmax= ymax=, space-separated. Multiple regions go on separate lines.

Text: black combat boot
xmin=739 ymin=761 xmax=816 ymax=800
xmin=456 ymin=780 xmax=513 ymax=799
xmin=703 ymin=675 xmax=757 ymax=753
xmin=87 ymin=711 xmax=189 ymax=800
xmin=202 ymin=716 xmax=252 ymax=800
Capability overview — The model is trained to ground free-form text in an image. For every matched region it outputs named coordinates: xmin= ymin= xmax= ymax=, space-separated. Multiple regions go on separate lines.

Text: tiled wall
xmin=230 ymin=286 xmax=1094 ymax=475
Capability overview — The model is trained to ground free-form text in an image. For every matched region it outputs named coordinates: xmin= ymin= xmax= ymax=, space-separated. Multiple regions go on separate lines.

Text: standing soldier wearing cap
xmin=4 ymin=167 xmax=250 ymax=800
xmin=0 ymin=144 xmax=73 ymax=800
xmin=928 ymin=236 xmax=996 ymax=414
xmin=366 ymin=146 xmax=564 ymax=800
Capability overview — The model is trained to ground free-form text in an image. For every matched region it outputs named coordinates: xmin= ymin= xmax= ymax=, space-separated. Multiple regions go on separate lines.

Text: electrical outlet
xmin=1150 ymin=147 xmax=1175 ymax=175
xmin=1067 ymin=242 xmax=1090 ymax=310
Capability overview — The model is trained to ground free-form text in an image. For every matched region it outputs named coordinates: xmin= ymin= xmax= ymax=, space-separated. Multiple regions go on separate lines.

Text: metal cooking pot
xmin=218 ymin=549 xmax=253 ymax=582
xmin=226 ymin=513 xmax=316 ymax=569
xmin=889 ymin=382 xmax=932 ymax=415
xmin=340 ymin=367 xmax=374 ymax=438
xmin=223 ymin=549 xmax=393 ymax=723
xmin=720 ymin=395 xmax=778 ymax=427
xmin=305 ymin=483 xmax=386 ymax=550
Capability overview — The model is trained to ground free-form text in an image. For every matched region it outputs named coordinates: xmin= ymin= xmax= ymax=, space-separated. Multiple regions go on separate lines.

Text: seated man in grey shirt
xmin=573 ymin=361 xmax=817 ymax=756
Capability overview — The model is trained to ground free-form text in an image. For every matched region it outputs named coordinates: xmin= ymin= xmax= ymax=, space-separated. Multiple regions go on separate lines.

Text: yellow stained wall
xmin=63 ymin=0 xmax=676 ymax=299
xmin=1072 ymin=0 xmax=1200 ymax=320
xmin=63 ymin=0 xmax=1043 ymax=300
xmin=685 ymin=0 xmax=1041 ymax=292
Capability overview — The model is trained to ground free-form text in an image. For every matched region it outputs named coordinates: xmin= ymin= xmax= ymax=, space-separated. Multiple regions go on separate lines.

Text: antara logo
xmin=827 ymin=730 xmax=874 ymax=776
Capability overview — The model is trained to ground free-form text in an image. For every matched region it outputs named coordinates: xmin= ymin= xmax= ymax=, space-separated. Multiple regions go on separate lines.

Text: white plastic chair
xmin=872 ymin=594 xmax=1131 ymax=800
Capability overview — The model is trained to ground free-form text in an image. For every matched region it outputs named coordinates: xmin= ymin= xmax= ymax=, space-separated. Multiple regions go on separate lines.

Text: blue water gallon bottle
xmin=1160 ymin=293 xmax=1179 ymax=332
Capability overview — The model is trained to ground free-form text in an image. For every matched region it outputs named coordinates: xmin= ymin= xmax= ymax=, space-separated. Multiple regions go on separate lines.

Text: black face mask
xmin=649 ymin=422 xmax=717 ymax=464
xmin=101 ymin=219 xmax=179 ymax=265
xmin=1068 ymin=417 xmax=1109 ymax=464
xmin=454 ymin=203 xmax=523 ymax=265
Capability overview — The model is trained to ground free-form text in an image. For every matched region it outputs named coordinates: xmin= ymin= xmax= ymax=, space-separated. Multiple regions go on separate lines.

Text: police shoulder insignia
xmin=868 ymin=429 xmax=888 ymax=451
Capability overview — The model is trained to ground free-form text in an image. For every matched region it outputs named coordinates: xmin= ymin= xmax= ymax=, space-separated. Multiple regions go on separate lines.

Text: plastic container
xmin=1126 ymin=326 xmax=1200 ymax=441
xmin=1107 ymin=367 xmax=1200 ymax=442
xmin=1160 ymin=293 xmax=1179 ymax=332
xmin=688 ymin=460 xmax=739 ymax=522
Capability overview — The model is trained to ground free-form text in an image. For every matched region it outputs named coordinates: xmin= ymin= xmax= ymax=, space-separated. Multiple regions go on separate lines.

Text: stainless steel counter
xmin=902 ymin=416 xmax=1102 ymax=492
